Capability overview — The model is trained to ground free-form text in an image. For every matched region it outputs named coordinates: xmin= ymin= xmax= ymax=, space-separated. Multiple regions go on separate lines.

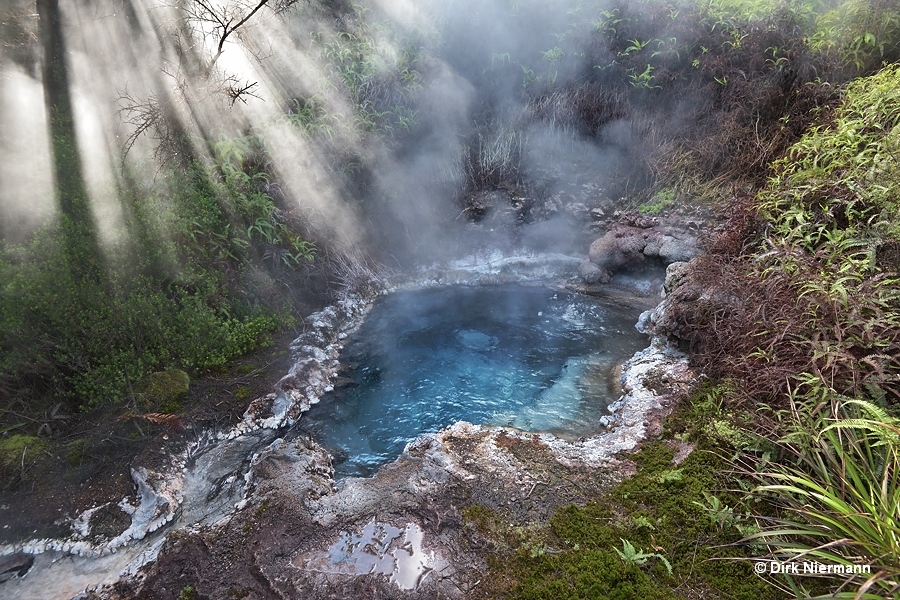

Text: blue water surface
xmin=299 ymin=284 xmax=647 ymax=477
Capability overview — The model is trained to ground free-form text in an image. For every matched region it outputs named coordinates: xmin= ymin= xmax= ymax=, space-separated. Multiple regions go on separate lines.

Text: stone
xmin=658 ymin=235 xmax=698 ymax=263
xmin=583 ymin=220 xmax=700 ymax=286
xmin=663 ymin=261 xmax=691 ymax=295
xmin=0 ymin=553 xmax=34 ymax=583
xmin=578 ymin=259 xmax=609 ymax=284
xmin=586 ymin=225 xmax=657 ymax=283
xmin=139 ymin=370 xmax=190 ymax=412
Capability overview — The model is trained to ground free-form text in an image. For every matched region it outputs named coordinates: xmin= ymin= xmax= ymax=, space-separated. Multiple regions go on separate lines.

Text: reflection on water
xmin=296 ymin=521 xmax=432 ymax=590
xmin=300 ymin=284 xmax=646 ymax=477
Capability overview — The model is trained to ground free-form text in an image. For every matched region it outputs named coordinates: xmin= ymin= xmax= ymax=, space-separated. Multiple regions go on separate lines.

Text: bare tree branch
xmin=224 ymin=75 xmax=261 ymax=105
xmin=182 ymin=0 xmax=303 ymax=71
xmin=210 ymin=0 xmax=268 ymax=69
xmin=117 ymin=0 xmax=303 ymax=160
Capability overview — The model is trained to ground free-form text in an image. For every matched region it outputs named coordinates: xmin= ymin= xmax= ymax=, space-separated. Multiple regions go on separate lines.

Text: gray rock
xmin=578 ymin=259 xmax=609 ymax=284
xmin=658 ymin=235 xmax=698 ymax=263
xmin=663 ymin=261 xmax=691 ymax=296
xmin=0 ymin=553 xmax=34 ymax=582
xmin=584 ymin=221 xmax=700 ymax=286
xmin=642 ymin=236 xmax=663 ymax=256
xmin=586 ymin=225 xmax=657 ymax=284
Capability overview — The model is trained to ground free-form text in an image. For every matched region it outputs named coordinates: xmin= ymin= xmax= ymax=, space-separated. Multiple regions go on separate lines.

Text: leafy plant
xmin=593 ymin=8 xmax=625 ymax=34
xmin=619 ymin=38 xmax=651 ymax=57
xmin=693 ymin=492 xmax=739 ymax=531
xmin=211 ymin=135 xmax=316 ymax=266
xmin=809 ymin=0 xmax=900 ymax=74
xmin=520 ymin=65 xmax=538 ymax=89
xmin=628 ymin=64 xmax=661 ymax=89
xmin=542 ymin=46 xmax=565 ymax=62
xmin=613 ymin=538 xmax=673 ymax=575
xmin=287 ymin=96 xmax=339 ymax=140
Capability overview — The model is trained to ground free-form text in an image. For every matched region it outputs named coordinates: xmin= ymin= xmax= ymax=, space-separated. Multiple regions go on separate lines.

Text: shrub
xmin=670 ymin=64 xmax=900 ymax=410
xmin=0 ymin=171 xmax=283 ymax=413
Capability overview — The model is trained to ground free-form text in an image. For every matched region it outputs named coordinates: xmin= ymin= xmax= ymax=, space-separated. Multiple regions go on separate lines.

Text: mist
xmin=0 ymin=0 xmax=879 ymax=268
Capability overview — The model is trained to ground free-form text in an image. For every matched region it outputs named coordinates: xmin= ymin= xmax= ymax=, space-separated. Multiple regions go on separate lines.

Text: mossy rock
xmin=140 ymin=370 xmax=190 ymax=412
xmin=0 ymin=435 xmax=49 ymax=469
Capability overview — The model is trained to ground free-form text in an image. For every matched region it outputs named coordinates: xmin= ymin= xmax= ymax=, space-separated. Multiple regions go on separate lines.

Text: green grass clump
xmin=744 ymin=397 xmax=900 ymax=598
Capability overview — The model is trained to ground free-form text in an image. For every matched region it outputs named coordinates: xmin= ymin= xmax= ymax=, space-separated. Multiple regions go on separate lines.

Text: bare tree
xmin=182 ymin=0 xmax=303 ymax=70
xmin=119 ymin=0 xmax=304 ymax=159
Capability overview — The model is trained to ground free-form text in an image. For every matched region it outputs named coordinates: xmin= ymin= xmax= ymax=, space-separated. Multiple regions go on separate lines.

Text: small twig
xmin=525 ymin=480 xmax=547 ymax=498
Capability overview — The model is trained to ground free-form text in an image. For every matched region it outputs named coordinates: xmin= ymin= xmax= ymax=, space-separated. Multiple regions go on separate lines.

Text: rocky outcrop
xmin=584 ymin=220 xmax=699 ymax=284
xmin=637 ymin=258 xmax=743 ymax=349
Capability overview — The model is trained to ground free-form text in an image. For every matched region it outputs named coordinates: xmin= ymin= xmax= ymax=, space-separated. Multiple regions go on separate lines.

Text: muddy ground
xmin=90 ymin=425 xmax=627 ymax=600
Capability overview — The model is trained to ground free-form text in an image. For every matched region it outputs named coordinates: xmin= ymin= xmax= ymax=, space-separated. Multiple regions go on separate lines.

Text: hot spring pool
xmin=300 ymin=284 xmax=648 ymax=477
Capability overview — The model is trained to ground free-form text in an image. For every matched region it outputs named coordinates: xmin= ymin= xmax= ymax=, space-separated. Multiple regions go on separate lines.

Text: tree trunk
xmin=36 ymin=0 xmax=102 ymax=279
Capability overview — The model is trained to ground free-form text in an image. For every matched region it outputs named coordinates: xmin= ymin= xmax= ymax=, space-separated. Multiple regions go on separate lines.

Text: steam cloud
xmin=0 ymin=0 xmax=709 ymax=265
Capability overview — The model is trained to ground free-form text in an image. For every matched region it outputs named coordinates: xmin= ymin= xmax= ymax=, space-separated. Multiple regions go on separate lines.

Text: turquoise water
xmin=300 ymin=284 xmax=646 ymax=478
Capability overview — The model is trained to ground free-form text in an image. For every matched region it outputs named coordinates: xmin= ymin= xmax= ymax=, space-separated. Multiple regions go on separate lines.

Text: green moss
xmin=234 ymin=386 xmax=253 ymax=402
xmin=0 ymin=435 xmax=48 ymax=468
xmin=638 ymin=188 xmax=676 ymax=215
xmin=664 ymin=381 xmax=731 ymax=442
xmin=480 ymin=441 xmax=778 ymax=599
xmin=65 ymin=437 xmax=87 ymax=467
xmin=509 ymin=548 xmax=673 ymax=600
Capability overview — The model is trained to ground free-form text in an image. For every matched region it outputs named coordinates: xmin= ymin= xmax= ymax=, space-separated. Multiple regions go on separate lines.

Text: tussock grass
xmin=744 ymin=398 xmax=900 ymax=598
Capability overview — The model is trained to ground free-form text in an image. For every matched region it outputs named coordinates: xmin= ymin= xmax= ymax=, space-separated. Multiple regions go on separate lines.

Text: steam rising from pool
xmin=301 ymin=284 xmax=646 ymax=477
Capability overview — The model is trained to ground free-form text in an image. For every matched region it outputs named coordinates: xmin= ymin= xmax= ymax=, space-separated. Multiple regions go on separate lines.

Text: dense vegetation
xmin=1 ymin=0 xmax=899 ymax=596
xmin=671 ymin=63 xmax=900 ymax=598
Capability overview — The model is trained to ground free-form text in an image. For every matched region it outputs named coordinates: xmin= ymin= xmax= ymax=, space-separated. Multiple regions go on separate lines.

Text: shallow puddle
xmin=296 ymin=521 xmax=432 ymax=590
